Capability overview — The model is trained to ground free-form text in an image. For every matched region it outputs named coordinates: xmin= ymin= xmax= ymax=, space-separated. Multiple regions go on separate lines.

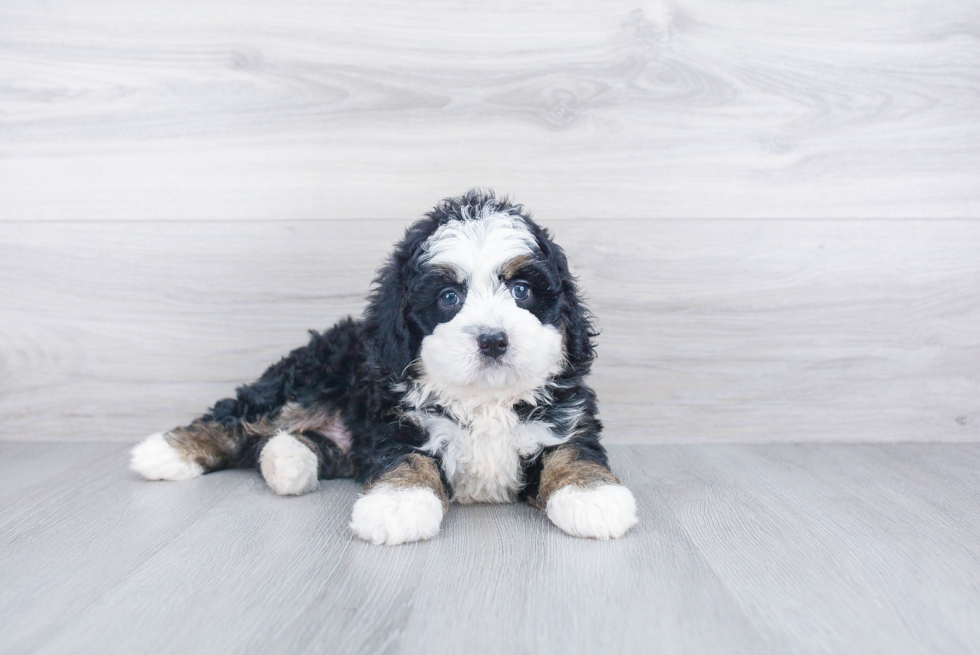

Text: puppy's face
xmin=406 ymin=212 xmax=565 ymax=397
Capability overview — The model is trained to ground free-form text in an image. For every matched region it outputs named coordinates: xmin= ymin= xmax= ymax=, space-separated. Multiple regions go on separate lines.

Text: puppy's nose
xmin=477 ymin=330 xmax=509 ymax=359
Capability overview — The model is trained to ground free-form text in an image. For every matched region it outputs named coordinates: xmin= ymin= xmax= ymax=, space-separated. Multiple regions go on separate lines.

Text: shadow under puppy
xmin=131 ymin=190 xmax=638 ymax=545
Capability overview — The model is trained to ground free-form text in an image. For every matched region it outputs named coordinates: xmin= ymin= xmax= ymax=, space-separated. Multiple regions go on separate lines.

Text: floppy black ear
xmin=530 ymin=224 xmax=597 ymax=374
xmin=554 ymin=246 xmax=598 ymax=373
xmin=363 ymin=260 xmax=413 ymax=378
xmin=362 ymin=222 xmax=435 ymax=379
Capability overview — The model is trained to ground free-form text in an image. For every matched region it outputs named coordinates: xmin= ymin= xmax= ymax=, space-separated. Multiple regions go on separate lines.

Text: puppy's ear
xmin=363 ymin=225 xmax=432 ymax=379
xmin=555 ymin=248 xmax=598 ymax=372
xmin=532 ymin=225 xmax=597 ymax=373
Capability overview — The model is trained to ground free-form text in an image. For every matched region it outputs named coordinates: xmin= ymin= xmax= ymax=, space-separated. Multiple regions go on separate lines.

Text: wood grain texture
xmin=1 ymin=0 xmax=979 ymax=220
xmin=1 ymin=219 xmax=978 ymax=443
xmin=1 ymin=442 xmax=979 ymax=654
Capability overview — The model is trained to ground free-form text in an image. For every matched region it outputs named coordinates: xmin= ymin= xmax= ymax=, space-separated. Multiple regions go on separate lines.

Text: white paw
xmin=130 ymin=432 xmax=204 ymax=481
xmin=349 ymin=485 xmax=444 ymax=546
xmin=546 ymin=484 xmax=638 ymax=539
xmin=259 ymin=431 xmax=320 ymax=496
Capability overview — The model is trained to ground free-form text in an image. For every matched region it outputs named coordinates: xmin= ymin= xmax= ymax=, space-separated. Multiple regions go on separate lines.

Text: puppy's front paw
xmin=130 ymin=433 xmax=204 ymax=481
xmin=260 ymin=432 xmax=320 ymax=496
xmin=349 ymin=485 xmax=444 ymax=546
xmin=546 ymin=484 xmax=638 ymax=539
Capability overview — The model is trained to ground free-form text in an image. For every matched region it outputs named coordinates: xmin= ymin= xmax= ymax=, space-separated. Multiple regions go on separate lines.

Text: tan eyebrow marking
xmin=430 ymin=263 xmax=465 ymax=283
xmin=502 ymin=254 xmax=535 ymax=279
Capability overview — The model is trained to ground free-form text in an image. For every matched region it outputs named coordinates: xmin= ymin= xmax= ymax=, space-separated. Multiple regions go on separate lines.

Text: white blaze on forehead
xmin=422 ymin=213 xmax=536 ymax=282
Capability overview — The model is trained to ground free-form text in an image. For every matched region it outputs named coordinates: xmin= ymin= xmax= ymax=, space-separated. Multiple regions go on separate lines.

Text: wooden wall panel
xmin=2 ymin=220 xmax=977 ymax=443
xmin=1 ymin=0 xmax=979 ymax=221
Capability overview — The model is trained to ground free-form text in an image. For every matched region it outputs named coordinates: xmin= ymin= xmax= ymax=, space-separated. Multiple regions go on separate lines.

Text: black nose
xmin=477 ymin=330 xmax=509 ymax=359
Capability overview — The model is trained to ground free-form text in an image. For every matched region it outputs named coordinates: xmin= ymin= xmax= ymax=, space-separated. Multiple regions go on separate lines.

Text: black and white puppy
xmin=130 ymin=190 xmax=638 ymax=545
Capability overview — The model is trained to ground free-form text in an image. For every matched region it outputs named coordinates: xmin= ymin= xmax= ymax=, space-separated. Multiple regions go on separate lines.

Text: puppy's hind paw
xmin=259 ymin=432 xmax=320 ymax=496
xmin=130 ymin=433 xmax=204 ymax=481
xmin=546 ymin=484 xmax=638 ymax=539
xmin=349 ymin=485 xmax=444 ymax=546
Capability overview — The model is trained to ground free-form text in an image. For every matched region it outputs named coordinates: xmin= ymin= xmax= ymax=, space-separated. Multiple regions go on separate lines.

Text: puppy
xmin=130 ymin=190 xmax=638 ymax=545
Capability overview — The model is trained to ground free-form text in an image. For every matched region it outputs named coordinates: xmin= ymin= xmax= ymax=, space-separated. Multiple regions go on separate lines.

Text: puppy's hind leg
xmin=130 ymin=420 xmax=242 ymax=482
xmin=258 ymin=432 xmax=322 ymax=496
xmin=258 ymin=406 xmax=356 ymax=496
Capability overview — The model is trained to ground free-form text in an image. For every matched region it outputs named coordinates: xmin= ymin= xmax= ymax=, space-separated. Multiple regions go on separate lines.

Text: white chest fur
xmin=415 ymin=404 xmax=565 ymax=504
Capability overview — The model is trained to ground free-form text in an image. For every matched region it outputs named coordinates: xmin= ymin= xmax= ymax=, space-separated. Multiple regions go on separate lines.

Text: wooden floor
xmin=2 ymin=441 xmax=979 ymax=655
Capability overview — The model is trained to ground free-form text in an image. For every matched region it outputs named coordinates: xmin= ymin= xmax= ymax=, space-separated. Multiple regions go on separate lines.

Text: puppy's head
xmin=365 ymin=190 xmax=595 ymax=401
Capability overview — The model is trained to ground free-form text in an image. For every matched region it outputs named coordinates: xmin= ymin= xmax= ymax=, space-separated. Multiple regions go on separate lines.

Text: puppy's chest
xmin=419 ymin=407 xmax=543 ymax=505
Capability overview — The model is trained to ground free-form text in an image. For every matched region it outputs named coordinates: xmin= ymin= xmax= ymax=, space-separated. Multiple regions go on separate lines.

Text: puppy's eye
xmin=511 ymin=283 xmax=530 ymax=301
xmin=440 ymin=290 xmax=460 ymax=307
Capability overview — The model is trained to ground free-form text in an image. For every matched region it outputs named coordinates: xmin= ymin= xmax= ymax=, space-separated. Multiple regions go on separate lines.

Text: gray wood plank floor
xmin=2 ymin=441 xmax=979 ymax=654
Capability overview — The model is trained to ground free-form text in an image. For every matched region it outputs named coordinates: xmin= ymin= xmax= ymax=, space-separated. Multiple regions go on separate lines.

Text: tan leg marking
xmin=276 ymin=402 xmax=353 ymax=453
xmin=167 ymin=420 xmax=240 ymax=471
xmin=366 ymin=453 xmax=449 ymax=511
xmin=534 ymin=445 xmax=620 ymax=509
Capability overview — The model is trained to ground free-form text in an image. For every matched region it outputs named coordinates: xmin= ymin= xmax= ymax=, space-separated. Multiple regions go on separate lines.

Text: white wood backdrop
xmin=1 ymin=0 xmax=978 ymax=442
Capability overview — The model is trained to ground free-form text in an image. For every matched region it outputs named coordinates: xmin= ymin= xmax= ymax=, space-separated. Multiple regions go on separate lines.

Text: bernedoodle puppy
xmin=130 ymin=190 xmax=638 ymax=545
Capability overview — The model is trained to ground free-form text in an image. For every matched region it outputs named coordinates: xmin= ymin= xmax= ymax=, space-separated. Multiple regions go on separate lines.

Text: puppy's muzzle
xmin=477 ymin=330 xmax=508 ymax=360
